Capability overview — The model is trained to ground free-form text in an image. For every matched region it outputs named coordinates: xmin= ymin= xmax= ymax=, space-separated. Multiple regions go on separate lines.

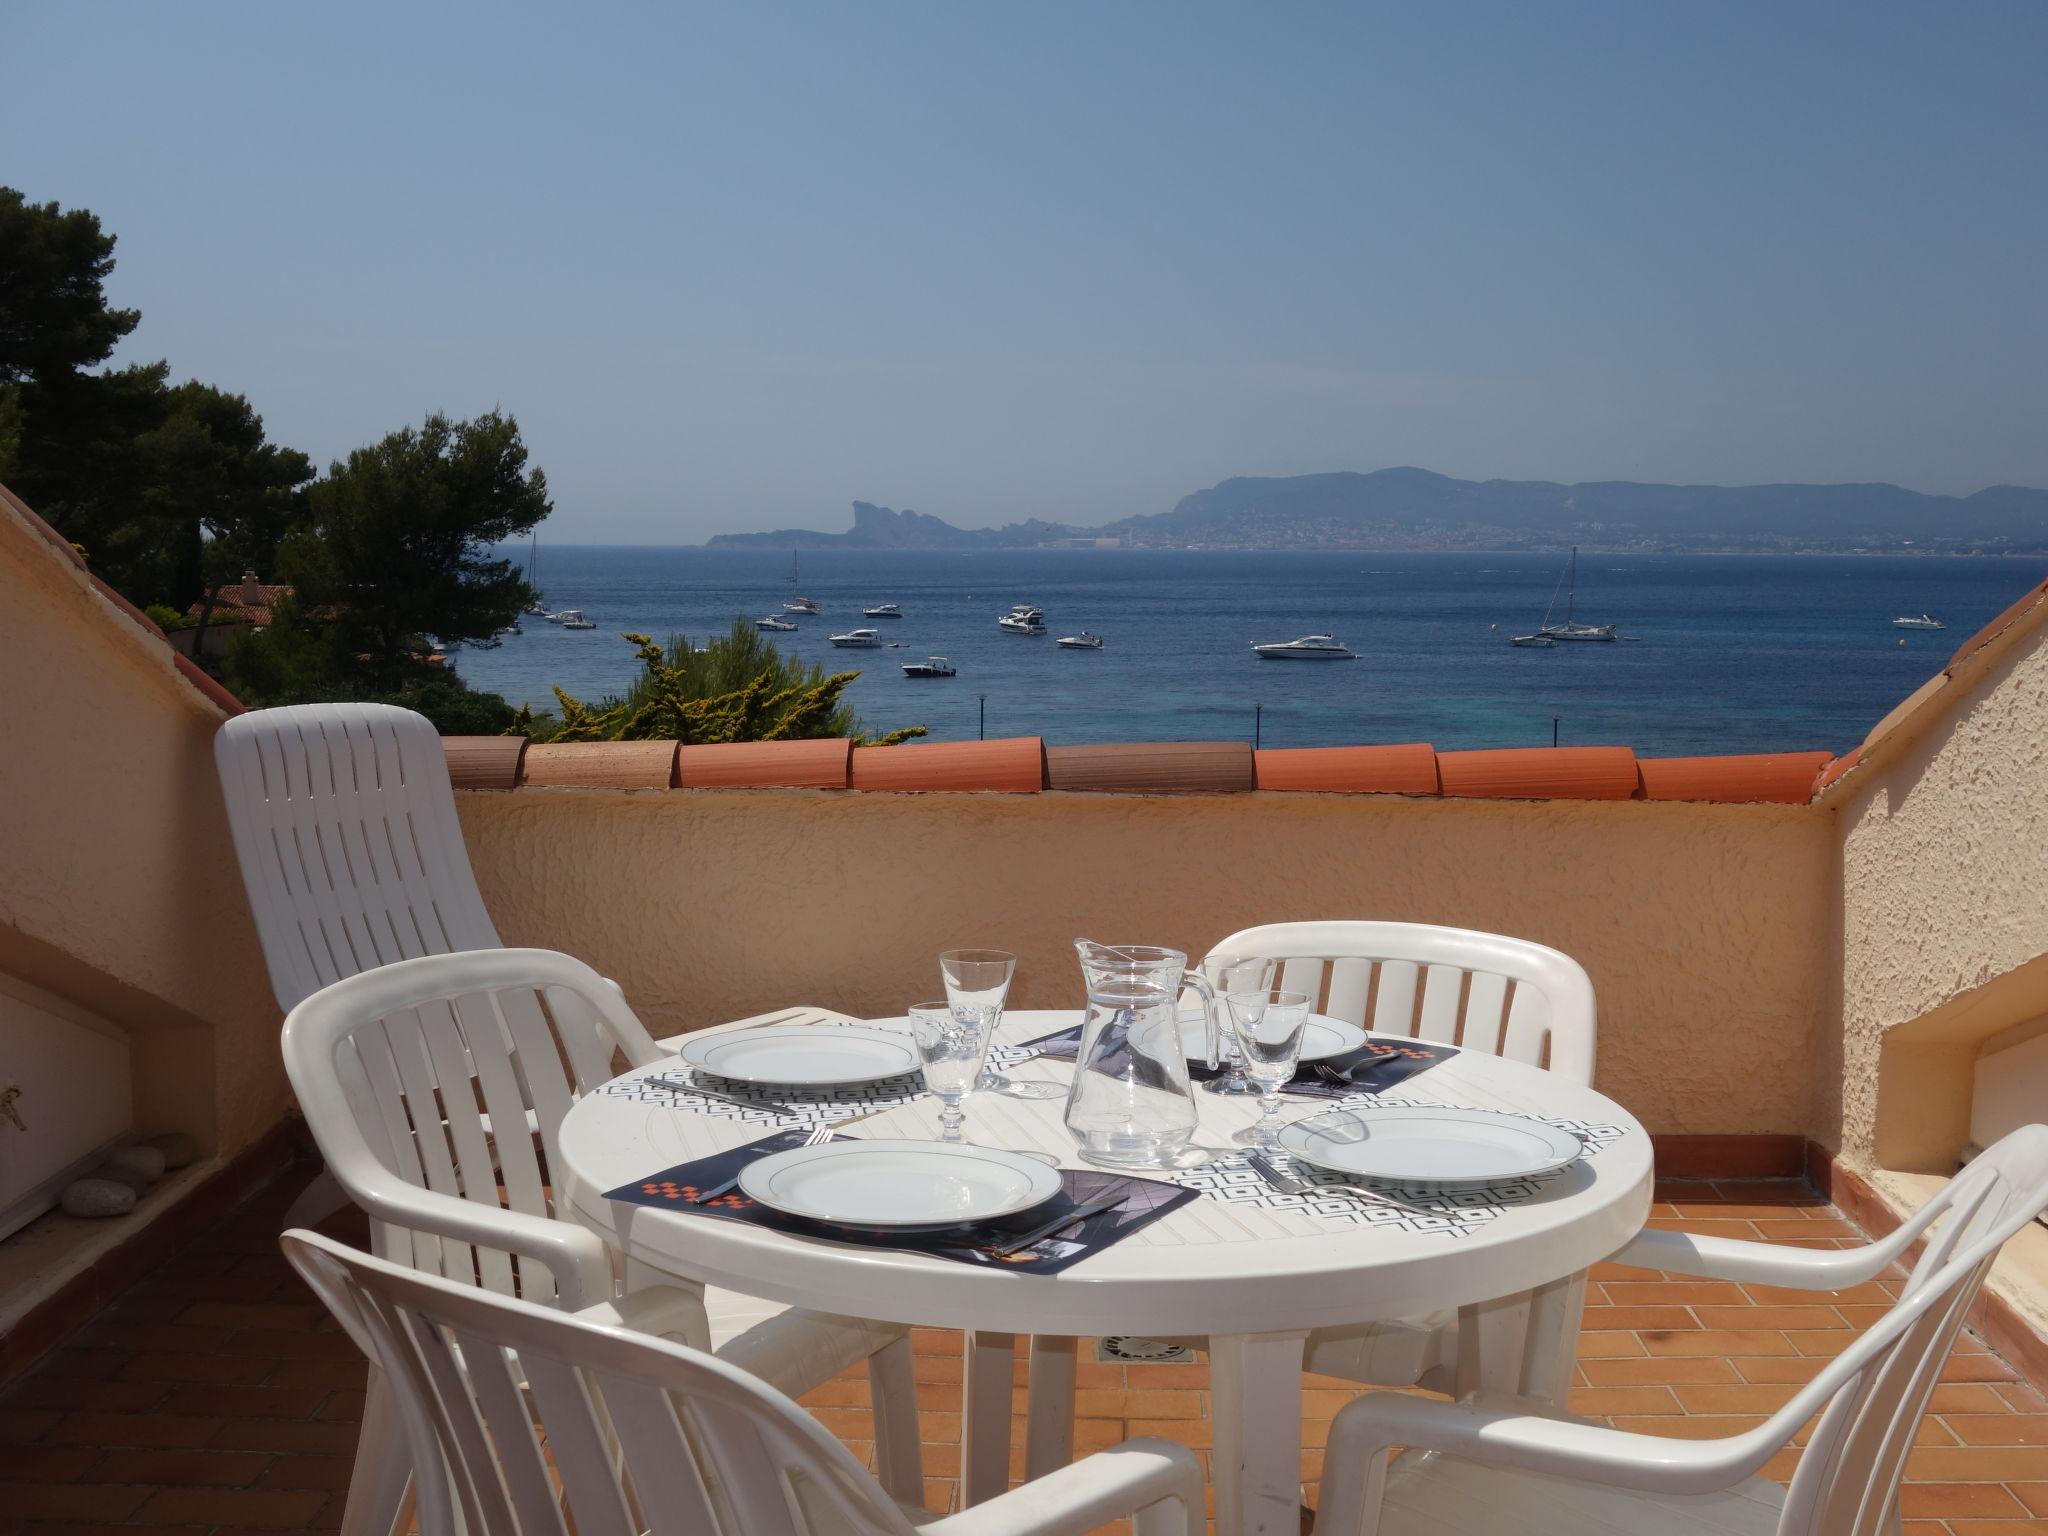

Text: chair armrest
xmin=1317 ymin=1391 xmax=1784 ymax=1536
xmin=923 ymin=1439 xmax=1205 ymax=1536
xmin=1610 ymin=1225 xmax=1896 ymax=1289
xmin=338 ymin=1161 xmax=615 ymax=1311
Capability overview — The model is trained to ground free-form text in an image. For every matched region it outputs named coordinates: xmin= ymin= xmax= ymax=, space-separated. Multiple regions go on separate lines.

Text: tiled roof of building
xmin=186 ymin=574 xmax=293 ymax=628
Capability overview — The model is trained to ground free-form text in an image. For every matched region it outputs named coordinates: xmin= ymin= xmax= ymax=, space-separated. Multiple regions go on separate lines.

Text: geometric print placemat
xmin=1166 ymin=1098 xmax=1629 ymax=1239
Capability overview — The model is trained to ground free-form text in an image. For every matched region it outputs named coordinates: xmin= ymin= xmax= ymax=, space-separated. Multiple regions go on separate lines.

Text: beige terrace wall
xmin=1824 ymin=618 xmax=2048 ymax=1171
xmin=0 ymin=500 xmax=283 ymax=1157
xmin=458 ymin=787 xmax=1831 ymax=1136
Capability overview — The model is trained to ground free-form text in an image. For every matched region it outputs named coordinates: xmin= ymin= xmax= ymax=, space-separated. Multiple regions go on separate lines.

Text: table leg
xmin=1519 ymin=1271 xmax=1588 ymax=1405
xmin=1210 ymin=1329 xmax=1309 ymax=1536
xmin=962 ymin=1330 xmax=1016 ymax=1507
xmin=1023 ymin=1336 xmax=1078 ymax=1481
xmin=1454 ymin=1291 xmax=1532 ymax=1399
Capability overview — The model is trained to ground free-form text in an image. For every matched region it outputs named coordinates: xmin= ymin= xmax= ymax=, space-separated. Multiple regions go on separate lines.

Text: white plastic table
xmin=559 ymin=1010 xmax=1653 ymax=1536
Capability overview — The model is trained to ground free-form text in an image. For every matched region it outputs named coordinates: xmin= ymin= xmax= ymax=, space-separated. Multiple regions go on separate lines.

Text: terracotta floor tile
xmin=131 ymin=1485 xmax=330 ymax=1528
xmin=1640 ymin=1328 xmax=1797 ymax=1357
xmin=1900 ymin=1481 xmax=2029 ymax=1518
xmin=1578 ymin=1356 xmax=1739 ymax=1386
xmin=0 ymin=1444 xmax=99 ymax=1481
xmin=2013 ymin=1481 xmax=2048 ymax=1516
xmin=1672 ymin=1382 xmax=1804 ymax=1414
xmin=1948 ymin=1521 xmax=2048 ymax=1536
xmin=1948 ymin=1416 xmax=2048 ymax=1446
xmin=0 ymin=1482 xmax=156 ymax=1522
xmin=1694 ymin=1304 xmax=1845 ymax=1330
xmin=1601 ymin=1280 xmax=1750 ymax=1305
xmin=1579 ymin=1305 xmax=1699 ymax=1331
xmin=1907 ymin=1446 xmax=2048 ymax=1482
xmin=1567 ymin=1385 xmax=1682 ymax=1416
xmin=1932 ymin=1385 xmax=2020 ymax=1414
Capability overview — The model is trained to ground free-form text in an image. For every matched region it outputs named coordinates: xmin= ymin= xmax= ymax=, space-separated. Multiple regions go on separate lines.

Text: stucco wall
xmin=0 ymin=506 xmax=283 ymax=1156
xmin=1826 ymin=621 xmax=2048 ymax=1169
xmin=457 ymin=787 xmax=1830 ymax=1135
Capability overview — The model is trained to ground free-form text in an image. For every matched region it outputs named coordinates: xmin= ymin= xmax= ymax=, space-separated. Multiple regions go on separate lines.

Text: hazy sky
xmin=7 ymin=3 xmax=2045 ymax=541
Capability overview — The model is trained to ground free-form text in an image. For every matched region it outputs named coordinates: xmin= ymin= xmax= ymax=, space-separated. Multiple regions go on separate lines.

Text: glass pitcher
xmin=1062 ymin=940 xmax=1216 ymax=1169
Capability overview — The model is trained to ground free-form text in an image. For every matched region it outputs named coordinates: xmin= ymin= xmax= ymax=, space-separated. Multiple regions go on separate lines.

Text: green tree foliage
xmin=282 ymin=411 xmax=546 ymax=688
xmin=520 ymin=621 xmax=928 ymax=746
xmin=0 ymin=189 xmax=139 ymax=386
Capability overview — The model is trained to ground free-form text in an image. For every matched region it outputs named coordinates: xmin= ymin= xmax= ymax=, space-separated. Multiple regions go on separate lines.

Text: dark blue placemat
xmin=1021 ymin=1023 xmax=1457 ymax=1097
xmin=604 ymin=1129 xmax=1195 ymax=1275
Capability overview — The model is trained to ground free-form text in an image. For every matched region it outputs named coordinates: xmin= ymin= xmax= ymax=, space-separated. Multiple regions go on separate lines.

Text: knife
xmin=647 ymin=1076 xmax=797 ymax=1117
xmin=986 ymin=1193 xmax=1126 ymax=1257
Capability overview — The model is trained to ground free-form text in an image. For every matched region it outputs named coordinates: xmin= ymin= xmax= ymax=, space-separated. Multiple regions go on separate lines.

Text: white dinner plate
xmin=675 ymin=1025 xmax=920 ymax=1088
xmin=1276 ymin=1106 xmax=1583 ymax=1186
xmin=737 ymin=1139 xmax=1064 ymax=1229
xmin=1177 ymin=1010 xmax=1370 ymax=1064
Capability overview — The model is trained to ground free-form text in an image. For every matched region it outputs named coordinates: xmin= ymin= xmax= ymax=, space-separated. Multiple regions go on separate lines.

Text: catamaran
xmin=1521 ymin=547 xmax=1616 ymax=642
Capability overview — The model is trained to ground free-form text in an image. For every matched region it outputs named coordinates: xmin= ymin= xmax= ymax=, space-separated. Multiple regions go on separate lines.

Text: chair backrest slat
xmin=1203 ymin=922 xmax=1597 ymax=1084
xmin=284 ymin=1232 xmax=921 ymax=1536
xmin=283 ymin=949 xmax=666 ymax=1308
xmin=217 ymin=704 xmax=503 ymax=1014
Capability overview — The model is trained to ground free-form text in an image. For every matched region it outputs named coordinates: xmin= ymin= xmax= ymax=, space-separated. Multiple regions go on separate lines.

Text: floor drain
xmin=1097 ymin=1336 xmax=1195 ymax=1363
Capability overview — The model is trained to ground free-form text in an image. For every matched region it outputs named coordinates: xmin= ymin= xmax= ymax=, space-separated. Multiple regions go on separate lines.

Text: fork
xmin=693 ymin=1122 xmax=836 ymax=1204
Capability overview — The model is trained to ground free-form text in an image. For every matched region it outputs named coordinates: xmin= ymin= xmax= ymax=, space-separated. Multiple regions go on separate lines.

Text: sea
xmin=452 ymin=547 xmax=2046 ymax=756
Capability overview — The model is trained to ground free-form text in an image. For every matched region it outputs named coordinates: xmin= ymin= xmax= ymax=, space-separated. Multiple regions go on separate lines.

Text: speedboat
xmin=829 ymin=628 xmax=883 ymax=648
xmin=998 ymin=605 xmax=1048 ymax=634
xmin=782 ymin=596 xmax=820 ymax=615
xmin=1893 ymin=614 xmax=1946 ymax=630
xmin=1252 ymin=634 xmax=1356 ymax=659
xmin=901 ymin=656 xmax=956 ymax=678
xmin=556 ymin=609 xmax=596 ymax=630
xmin=496 ymin=621 xmax=522 ymax=637
xmin=756 ymin=615 xmax=798 ymax=632
xmin=1509 ymin=632 xmax=1557 ymax=648
xmin=863 ymin=603 xmax=903 ymax=618
xmin=1056 ymin=631 xmax=1104 ymax=649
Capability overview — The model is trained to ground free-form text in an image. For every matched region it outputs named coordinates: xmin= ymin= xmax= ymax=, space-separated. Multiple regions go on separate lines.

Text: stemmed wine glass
xmin=939 ymin=949 xmax=1060 ymax=1101
xmin=1225 ymin=988 xmax=1314 ymax=1148
xmin=908 ymin=1001 xmax=993 ymax=1144
xmin=1200 ymin=956 xmax=1277 ymax=1094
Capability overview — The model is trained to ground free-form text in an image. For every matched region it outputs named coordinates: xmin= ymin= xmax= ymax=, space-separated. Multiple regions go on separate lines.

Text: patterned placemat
xmin=600 ymin=1028 xmax=1043 ymax=1127
xmin=1168 ymin=1099 xmax=1629 ymax=1238
xmin=604 ymin=1128 xmax=1195 ymax=1275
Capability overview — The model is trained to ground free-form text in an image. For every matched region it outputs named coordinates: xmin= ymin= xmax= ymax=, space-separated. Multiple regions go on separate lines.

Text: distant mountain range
xmin=703 ymin=469 xmax=2048 ymax=553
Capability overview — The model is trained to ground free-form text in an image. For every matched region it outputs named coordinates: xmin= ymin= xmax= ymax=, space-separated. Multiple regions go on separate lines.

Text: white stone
xmin=105 ymin=1144 xmax=167 ymax=1184
xmin=61 ymin=1178 xmax=137 ymax=1218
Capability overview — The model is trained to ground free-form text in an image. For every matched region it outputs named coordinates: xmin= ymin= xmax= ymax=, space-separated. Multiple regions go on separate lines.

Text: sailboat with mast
xmin=781 ymin=551 xmax=820 ymax=615
xmin=522 ymin=533 xmax=547 ymax=616
xmin=1526 ymin=546 xmax=1616 ymax=642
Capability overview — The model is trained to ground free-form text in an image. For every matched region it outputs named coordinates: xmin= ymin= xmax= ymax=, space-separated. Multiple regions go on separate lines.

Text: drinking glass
xmin=1226 ymin=989 xmax=1314 ymax=1148
xmin=909 ymin=1002 xmax=992 ymax=1144
xmin=1200 ymin=956 xmax=1277 ymax=1095
xmin=939 ymin=949 xmax=1057 ymax=1100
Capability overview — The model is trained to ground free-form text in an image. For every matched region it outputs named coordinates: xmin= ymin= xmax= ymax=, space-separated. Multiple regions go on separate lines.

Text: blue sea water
xmin=453 ymin=547 xmax=2045 ymax=756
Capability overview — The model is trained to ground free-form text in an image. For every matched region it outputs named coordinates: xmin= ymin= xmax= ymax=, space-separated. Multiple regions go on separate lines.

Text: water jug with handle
xmin=1063 ymin=940 xmax=1216 ymax=1169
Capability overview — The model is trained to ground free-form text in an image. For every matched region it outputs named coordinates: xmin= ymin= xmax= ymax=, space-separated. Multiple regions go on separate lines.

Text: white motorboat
xmin=1893 ymin=614 xmax=1946 ymax=630
xmin=1530 ymin=547 xmax=1617 ymax=641
xmin=829 ymin=628 xmax=883 ymax=648
xmin=998 ymin=605 xmax=1048 ymax=634
xmin=556 ymin=609 xmax=596 ymax=630
xmin=1252 ymin=634 xmax=1356 ymax=659
xmin=901 ymin=656 xmax=956 ymax=678
xmin=1056 ymin=631 xmax=1104 ymax=649
xmin=756 ymin=615 xmax=798 ymax=632
xmin=1509 ymin=632 xmax=1557 ymax=648
xmin=496 ymin=621 xmax=522 ymax=637
xmin=863 ymin=603 xmax=903 ymax=618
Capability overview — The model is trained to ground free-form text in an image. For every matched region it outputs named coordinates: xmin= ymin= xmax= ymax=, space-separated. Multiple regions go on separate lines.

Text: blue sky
xmin=7 ymin=3 xmax=2045 ymax=540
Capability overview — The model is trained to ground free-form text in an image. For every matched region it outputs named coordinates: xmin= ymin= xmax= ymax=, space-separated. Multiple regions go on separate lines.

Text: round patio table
xmin=559 ymin=1009 xmax=1653 ymax=1536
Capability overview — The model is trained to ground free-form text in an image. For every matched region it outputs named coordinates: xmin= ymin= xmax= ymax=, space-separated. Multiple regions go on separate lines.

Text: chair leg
xmin=867 ymin=1334 xmax=925 ymax=1505
xmin=339 ymin=1368 xmax=414 ymax=1536
xmin=1023 ymin=1335 xmax=1077 ymax=1480
xmin=282 ymin=1166 xmax=351 ymax=1230
xmin=961 ymin=1330 xmax=1016 ymax=1507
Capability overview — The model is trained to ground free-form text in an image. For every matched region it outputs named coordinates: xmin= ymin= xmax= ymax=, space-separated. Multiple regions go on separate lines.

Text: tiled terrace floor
xmin=2 ymin=1174 xmax=2044 ymax=1535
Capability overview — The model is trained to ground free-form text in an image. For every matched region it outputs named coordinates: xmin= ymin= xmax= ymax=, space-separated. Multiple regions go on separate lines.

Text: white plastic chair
xmin=282 ymin=1227 xmax=1207 ymax=1536
xmin=284 ymin=947 xmax=925 ymax=1534
xmin=1316 ymin=1122 xmax=2048 ymax=1536
xmin=994 ymin=922 xmax=1599 ymax=1497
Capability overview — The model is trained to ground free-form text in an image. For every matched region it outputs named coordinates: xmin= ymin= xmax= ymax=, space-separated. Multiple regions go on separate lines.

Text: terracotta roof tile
xmin=186 ymin=583 xmax=293 ymax=629
xmin=848 ymin=737 xmax=1045 ymax=793
xmin=1045 ymin=741 xmax=1254 ymax=793
xmin=1436 ymin=745 xmax=1640 ymax=800
xmin=1254 ymin=743 xmax=1440 ymax=794
xmin=676 ymin=739 xmax=852 ymax=789
xmin=1636 ymin=752 xmax=1833 ymax=804
xmin=1813 ymin=749 xmax=1863 ymax=793
xmin=519 ymin=740 xmax=678 ymax=789
xmin=441 ymin=736 xmax=526 ymax=791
